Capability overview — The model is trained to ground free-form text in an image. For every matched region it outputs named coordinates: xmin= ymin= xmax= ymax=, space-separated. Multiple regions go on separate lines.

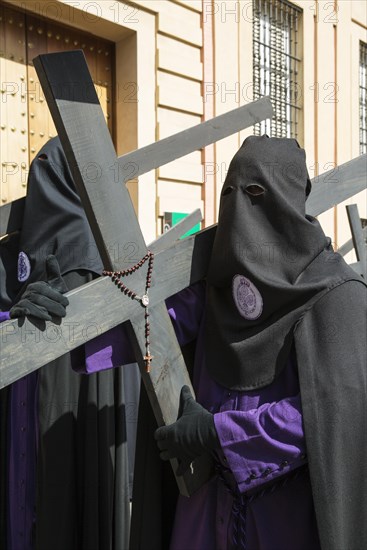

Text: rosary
xmin=103 ymin=251 xmax=154 ymax=372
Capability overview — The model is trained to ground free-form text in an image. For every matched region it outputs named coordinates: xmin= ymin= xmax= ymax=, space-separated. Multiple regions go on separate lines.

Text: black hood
xmin=205 ymin=135 xmax=356 ymax=390
xmin=0 ymin=137 xmax=103 ymax=308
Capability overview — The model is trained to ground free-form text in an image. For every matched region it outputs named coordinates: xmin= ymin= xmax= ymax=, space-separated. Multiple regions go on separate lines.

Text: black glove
xmin=10 ymin=255 xmax=69 ymax=321
xmin=154 ymin=385 xmax=220 ymax=476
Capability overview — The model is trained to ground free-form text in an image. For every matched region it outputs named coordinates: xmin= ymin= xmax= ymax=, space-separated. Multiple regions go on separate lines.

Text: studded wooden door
xmin=0 ymin=2 xmax=114 ymax=204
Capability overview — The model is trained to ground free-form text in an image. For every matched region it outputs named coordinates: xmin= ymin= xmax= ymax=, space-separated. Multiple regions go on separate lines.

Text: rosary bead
xmin=107 ymin=251 xmax=154 ymax=374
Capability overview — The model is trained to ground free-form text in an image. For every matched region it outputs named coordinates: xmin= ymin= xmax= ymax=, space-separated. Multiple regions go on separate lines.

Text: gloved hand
xmin=154 ymin=385 xmax=220 ymax=476
xmin=10 ymin=255 xmax=69 ymax=321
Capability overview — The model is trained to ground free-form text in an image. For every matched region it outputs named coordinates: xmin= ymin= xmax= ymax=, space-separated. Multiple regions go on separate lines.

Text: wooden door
xmin=0 ymin=1 xmax=114 ymax=204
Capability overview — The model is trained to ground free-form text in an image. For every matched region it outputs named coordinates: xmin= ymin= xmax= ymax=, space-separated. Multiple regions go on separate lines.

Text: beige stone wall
xmin=134 ymin=1 xmax=205 ymax=237
xmin=211 ymin=0 xmax=366 ymax=259
xmin=2 ymin=0 xmax=205 ymax=243
xmin=2 ymin=0 xmax=366 ymax=254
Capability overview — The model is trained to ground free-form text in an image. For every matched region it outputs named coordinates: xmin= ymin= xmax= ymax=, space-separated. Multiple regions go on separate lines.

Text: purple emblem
xmin=17 ymin=251 xmax=31 ymax=282
xmin=232 ymin=275 xmax=263 ymax=320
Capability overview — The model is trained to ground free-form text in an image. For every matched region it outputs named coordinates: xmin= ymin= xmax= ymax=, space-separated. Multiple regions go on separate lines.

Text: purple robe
xmin=83 ymin=284 xmax=321 ymax=550
xmin=1 ymin=311 xmax=38 ymax=550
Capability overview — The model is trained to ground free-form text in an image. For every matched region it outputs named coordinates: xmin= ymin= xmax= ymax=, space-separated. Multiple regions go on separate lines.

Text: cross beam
xmin=305 ymin=154 xmax=367 ymax=217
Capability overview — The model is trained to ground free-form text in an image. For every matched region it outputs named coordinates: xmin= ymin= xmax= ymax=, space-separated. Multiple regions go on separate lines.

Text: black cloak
xmin=0 ymin=137 xmax=131 ymax=550
xmin=130 ymin=136 xmax=366 ymax=550
xmin=205 ymin=136 xmax=366 ymax=549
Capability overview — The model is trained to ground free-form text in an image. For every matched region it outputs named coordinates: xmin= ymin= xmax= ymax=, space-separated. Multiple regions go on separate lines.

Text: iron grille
xmin=253 ymin=0 xmax=302 ymax=139
xmin=360 ymin=41 xmax=367 ymax=155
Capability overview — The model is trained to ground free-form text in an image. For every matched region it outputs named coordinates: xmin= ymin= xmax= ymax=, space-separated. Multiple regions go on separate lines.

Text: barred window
xmin=360 ymin=41 xmax=367 ymax=155
xmin=253 ymin=0 xmax=302 ymax=139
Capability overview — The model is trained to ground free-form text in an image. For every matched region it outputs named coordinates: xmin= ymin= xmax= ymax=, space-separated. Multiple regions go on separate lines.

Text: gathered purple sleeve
xmin=71 ymin=324 xmax=134 ymax=374
xmin=77 ymin=323 xmax=136 ymax=373
xmin=165 ymin=281 xmax=205 ymax=346
xmin=75 ymin=282 xmax=205 ymax=373
xmin=214 ymin=393 xmax=307 ymax=493
xmin=0 ymin=311 xmax=10 ymax=322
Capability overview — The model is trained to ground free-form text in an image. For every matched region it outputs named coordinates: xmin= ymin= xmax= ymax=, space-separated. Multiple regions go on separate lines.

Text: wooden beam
xmin=117 ymin=97 xmax=274 ymax=183
xmin=338 ymin=227 xmax=367 ymax=257
xmin=148 ymin=208 xmax=202 ymax=253
xmin=306 ymin=154 xmax=367 ymax=217
xmin=346 ymin=204 xmax=367 ymax=279
xmin=0 ymin=226 xmax=215 ymax=390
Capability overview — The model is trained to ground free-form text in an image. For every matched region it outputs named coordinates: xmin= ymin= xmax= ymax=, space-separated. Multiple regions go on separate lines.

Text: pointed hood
xmin=205 ymin=135 xmax=356 ymax=390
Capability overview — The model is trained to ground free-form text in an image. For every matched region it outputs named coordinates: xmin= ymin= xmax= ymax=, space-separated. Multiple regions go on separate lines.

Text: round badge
xmin=232 ymin=275 xmax=263 ymax=320
xmin=17 ymin=251 xmax=31 ymax=282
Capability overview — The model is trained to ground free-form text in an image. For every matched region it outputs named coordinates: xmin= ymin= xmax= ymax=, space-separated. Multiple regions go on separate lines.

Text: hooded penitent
xmin=130 ymin=137 xmax=365 ymax=550
xmin=205 ymin=135 xmax=354 ymax=390
xmin=14 ymin=136 xmax=103 ymax=294
xmin=0 ymin=137 xmax=132 ymax=550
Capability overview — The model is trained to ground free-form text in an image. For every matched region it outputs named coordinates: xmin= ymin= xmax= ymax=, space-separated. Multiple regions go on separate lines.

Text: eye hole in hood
xmin=245 ymin=184 xmax=265 ymax=197
xmin=222 ymin=185 xmax=235 ymax=196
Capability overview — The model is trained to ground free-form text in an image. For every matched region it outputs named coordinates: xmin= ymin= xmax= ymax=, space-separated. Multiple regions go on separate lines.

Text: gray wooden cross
xmin=1 ymin=50 xmax=366 ymax=494
xmin=0 ymin=50 xmax=272 ymax=496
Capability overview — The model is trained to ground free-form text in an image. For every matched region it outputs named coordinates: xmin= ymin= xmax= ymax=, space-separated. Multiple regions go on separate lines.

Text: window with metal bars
xmin=360 ymin=41 xmax=367 ymax=155
xmin=253 ymin=0 xmax=302 ymax=139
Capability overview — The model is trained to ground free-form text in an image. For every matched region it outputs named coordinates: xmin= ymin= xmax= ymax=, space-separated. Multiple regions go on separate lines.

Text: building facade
xmin=1 ymin=0 xmax=366 ymax=256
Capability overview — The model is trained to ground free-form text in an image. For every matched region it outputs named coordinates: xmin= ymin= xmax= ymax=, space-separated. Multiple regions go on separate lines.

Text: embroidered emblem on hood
xmin=232 ymin=275 xmax=263 ymax=320
xmin=18 ymin=251 xmax=31 ymax=282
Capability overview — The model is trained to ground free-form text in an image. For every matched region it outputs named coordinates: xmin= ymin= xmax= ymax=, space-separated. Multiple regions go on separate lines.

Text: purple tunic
xmin=1 ymin=311 xmax=38 ymax=550
xmin=83 ymin=284 xmax=320 ymax=550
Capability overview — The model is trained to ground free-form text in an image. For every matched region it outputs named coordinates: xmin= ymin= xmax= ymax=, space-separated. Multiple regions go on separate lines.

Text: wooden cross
xmin=0 ymin=50 xmax=366 ymax=494
xmin=0 ymin=50 xmax=273 ymax=496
